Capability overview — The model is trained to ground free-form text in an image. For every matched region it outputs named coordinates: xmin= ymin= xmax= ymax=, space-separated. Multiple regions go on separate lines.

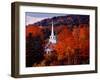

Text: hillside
xmin=26 ymin=15 xmax=89 ymax=67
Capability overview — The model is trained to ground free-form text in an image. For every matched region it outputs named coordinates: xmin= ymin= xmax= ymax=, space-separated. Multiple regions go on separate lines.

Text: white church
xmin=45 ymin=21 xmax=57 ymax=54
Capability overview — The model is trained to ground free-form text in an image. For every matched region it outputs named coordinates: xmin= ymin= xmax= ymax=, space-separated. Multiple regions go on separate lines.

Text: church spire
xmin=51 ymin=21 xmax=54 ymax=36
xmin=45 ymin=20 xmax=57 ymax=54
xmin=49 ymin=20 xmax=57 ymax=44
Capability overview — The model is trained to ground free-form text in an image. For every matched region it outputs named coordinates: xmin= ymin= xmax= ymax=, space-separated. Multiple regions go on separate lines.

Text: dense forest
xmin=26 ymin=15 xmax=89 ymax=67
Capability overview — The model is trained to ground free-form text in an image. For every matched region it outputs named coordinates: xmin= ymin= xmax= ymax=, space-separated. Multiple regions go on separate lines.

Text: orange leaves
xmin=55 ymin=41 xmax=66 ymax=55
xmin=54 ymin=24 xmax=89 ymax=59
xmin=26 ymin=25 xmax=43 ymax=37
xmin=26 ymin=24 xmax=89 ymax=62
xmin=79 ymin=25 xmax=89 ymax=41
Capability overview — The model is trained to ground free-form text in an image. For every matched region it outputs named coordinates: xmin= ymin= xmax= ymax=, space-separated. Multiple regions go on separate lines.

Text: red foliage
xmin=54 ymin=24 xmax=89 ymax=59
xmin=26 ymin=24 xmax=89 ymax=59
xmin=26 ymin=25 xmax=43 ymax=37
xmin=26 ymin=24 xmax=89 ymax=66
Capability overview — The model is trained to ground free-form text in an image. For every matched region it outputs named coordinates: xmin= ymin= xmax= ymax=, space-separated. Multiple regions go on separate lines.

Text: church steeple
xmin=45 ymin=20 xmax=57 ymax=54
xmin=49 ymin=20 xmax=57 ymax=44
